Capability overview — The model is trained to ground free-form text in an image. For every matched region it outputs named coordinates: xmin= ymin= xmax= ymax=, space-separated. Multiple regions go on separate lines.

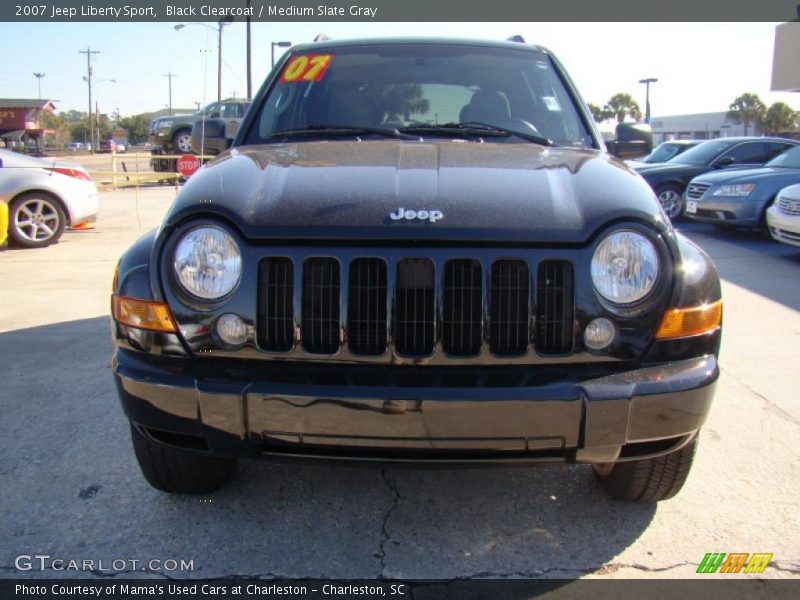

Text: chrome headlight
xmin=591 ymin=230 xmax=659 ymax=305
xmin=173 ymin=226 xmax=242 ymax=300
xmin=712 ymin=183 xmax=754 ymax=197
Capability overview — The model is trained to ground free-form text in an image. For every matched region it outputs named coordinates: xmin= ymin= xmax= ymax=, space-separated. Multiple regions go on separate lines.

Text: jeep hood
xmin=166 ymin=140 xmax=664 ymax=244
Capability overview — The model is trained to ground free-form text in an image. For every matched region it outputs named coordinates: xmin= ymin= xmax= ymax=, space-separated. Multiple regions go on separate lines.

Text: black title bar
xmin=2 ymin=0 xmax=800 ymax=22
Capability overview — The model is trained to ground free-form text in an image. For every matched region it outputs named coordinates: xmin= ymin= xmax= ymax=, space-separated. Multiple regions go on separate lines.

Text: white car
xmin=0 ymin=149 xmax=99 ymax=248
xmin=766 ymin=183 xmax=800 ymax=248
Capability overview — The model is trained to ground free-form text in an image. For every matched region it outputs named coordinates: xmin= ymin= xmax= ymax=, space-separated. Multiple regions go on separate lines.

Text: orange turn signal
xmin=655 ymin=301 xmax=722 ymax=340
xmin=112 ymin=295 xmax=177 ymax=333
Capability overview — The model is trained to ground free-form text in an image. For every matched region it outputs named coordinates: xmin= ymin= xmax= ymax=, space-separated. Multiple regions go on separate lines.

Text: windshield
xmin=765 ymin=145 xmax=800 ymax=168
xmin=645 ymin=142 xmax=688 ymax=163
xmin=246 ymin=44 xmax=595 ymax=148
xmin=669 ymin=139 xmax=737 ymax=166
xmin=195 ymin=101 xmax=220 ymax=116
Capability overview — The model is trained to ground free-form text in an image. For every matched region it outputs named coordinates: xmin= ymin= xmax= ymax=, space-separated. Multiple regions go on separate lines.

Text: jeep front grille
xmin=257 ymin=252 xmax=575 ymax=362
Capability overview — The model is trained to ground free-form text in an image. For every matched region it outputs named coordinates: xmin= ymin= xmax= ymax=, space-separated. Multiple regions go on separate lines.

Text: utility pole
xmin=79 ymin=46 xmax=100 ymax=153
xmin=162 ymin=72 xmax=178 ymax=116
xmin=246 ymin=0 xmax=252 ymax=99
xmin=639 ymin=78 xmax=658 ymax=124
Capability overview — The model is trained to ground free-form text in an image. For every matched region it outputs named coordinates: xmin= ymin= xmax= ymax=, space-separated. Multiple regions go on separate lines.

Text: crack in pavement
xmin=376 ymin=468 xmax=401 ymax=579
xmin=722 ymin=368 xmax=800 ymax=428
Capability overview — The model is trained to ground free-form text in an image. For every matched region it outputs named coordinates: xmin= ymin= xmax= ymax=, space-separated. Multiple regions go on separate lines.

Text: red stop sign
xmin=176 ymin=154 xmax=201 ymax=178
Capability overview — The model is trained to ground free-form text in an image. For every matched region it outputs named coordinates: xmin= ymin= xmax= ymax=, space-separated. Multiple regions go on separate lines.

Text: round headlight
xmin=591 ymin=230 xmax=659 ymax=305
xmin=173 ymin=226 xmax=242 ymax=300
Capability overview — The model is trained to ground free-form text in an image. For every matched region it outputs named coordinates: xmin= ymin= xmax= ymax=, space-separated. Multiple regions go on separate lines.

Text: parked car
xmin=149 ymin=99 xmax=250 ymax=154
xmin=627 ymin=139 xmax=702 ymax=168
xmin=634 ymin=137 xmax=798 ymax=219
xmin=766 ymin=183 xmax=800 ymax=248
xmin=100 ymin=139 xmax=126 ymax=153
xmin=112 ymin=37 xmax=722 ymax=503
xmin=0 ymin=149 xmax=99 ymax=247
xmin=684 ymin=145 xmax=800 ymax=236
xmin=65 ymin=142 xmax=84 ymax=152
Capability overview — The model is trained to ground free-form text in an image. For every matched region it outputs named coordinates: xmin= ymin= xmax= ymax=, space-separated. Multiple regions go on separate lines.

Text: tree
xmin=587 ymin=103 xmax=612 ymax=122
xmin=117 ymin=114 xmax=151 ymax=144
xmin=41 ymin=111 xmax=71 ymax=147
xmin=604 ymin=93 xmax=642 ymax=123
xmin=727 ymin=93 xmax=766 ymax=136
xmin=759 ymin=102 xmax=798 ymax=135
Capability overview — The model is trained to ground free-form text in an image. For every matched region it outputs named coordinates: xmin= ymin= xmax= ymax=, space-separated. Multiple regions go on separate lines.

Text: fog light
xmin=584 ymin=318 xmax=616 ymax=350
xmin=216 ymin=313 xmax=247 ymax=347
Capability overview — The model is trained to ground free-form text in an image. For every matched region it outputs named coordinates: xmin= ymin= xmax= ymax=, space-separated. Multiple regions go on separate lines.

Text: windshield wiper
xmin=269 ymin=125 xmax=413 ymax=140
xmin=398 ymin=122 xmax=556 ymax=146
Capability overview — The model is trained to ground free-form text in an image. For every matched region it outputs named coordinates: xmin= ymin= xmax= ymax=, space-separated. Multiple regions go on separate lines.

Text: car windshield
xmin=669 ymin=139 xmax=738 ymax=166
xmin=247 ymin=44 xmax=595 ymax=148
xmin=645 ymin=142 xmax=687 ymax=163
xmin=195 ymin=102 xmax=219 ymax=116
xmin=765 ymin=145 xmax=800 ymax=168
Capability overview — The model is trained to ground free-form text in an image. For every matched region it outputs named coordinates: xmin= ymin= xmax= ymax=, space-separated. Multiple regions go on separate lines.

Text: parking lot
xmin=1 ymin=187 xmax=799 ymax=580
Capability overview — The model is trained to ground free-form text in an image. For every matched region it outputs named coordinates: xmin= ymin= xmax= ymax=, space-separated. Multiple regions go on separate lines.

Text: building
xmin=649 ymin=112 xmax=760 ymax=145
xmin=0 ymin=99 xmax=56 ymax=151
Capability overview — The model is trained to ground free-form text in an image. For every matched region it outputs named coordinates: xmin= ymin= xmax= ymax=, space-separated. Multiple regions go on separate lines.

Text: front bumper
xmin=114 ymin=347 xmax=719 ymax=465
xmin=685 ymin=194 xmax=763 ymax=226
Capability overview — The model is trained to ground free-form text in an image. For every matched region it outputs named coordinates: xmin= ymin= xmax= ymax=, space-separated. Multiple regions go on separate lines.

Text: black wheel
xmin=172 ymin=129 xmax=193 ymax=154
xmin=8 ymin=192 xmax=66 ymax=248
xmin=759 ymin=202 xmax=775 ymax=241
xmin=129 ymin=424 xmax=236 ymax=494
xmin=592 ymin=435 xmax=698 ymax=503
xmin=656 ymin=184 xmax=685 ymax=220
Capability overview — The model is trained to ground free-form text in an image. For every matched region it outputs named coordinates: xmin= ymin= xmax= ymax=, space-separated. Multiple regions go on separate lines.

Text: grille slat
xmin=490 ymin=260 xmax=529 ymax=356
xmin=686 ymin=183 xmax=711 ymax=200
xmin=778 ymin=196 xmax=800 ymax=216
xmin=443 ymin=260 xmax=482 ymax=356
xmin=302 ymin=258 xmax=340 ymax=354
xmin=535 ymin=261 xmax=574 ymax=355
xmin=348 ymin=259 xmax=388 ymax=355
xmin=258 ymin=258 xmax=294 ymax=351
xmin=395 ymin=259 xmax=435 ymax=356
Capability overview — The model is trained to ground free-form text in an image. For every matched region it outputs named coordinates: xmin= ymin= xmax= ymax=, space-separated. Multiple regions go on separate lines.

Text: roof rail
xmin=506 ymin=35 xmax=526 ymax=43
xmin=314 ymin=34 xmax=332 ymax=42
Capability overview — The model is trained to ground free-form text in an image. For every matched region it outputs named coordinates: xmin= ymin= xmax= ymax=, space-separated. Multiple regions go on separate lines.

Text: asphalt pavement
xmin=1 ymin=189 xmax=798 ymax=581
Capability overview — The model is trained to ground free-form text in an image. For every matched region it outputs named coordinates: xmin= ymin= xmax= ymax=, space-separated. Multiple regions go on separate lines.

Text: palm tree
xmin=727 ymin=93 xmax=767 ymax=135
xmin=604 ymin=93 xmax=642 ymax=123
xmin=759 ymin=102 xmax=798 ymax=135
xmin=587 ymin=103 xmax=612 ymax=122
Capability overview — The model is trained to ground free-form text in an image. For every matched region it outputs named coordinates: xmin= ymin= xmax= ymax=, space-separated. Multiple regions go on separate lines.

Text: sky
xmin=0 ymin=21 xmax=797 ymax=118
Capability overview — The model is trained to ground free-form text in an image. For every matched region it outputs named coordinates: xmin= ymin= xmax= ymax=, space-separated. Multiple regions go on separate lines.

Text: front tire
xmin=130 ymin=424 xmax=236 ymax=494
xmin=592 ymin=435 xmax=698 ymax=502
xmin=656 ymin=184 xmax=685 ymax=220
xmin=9 ymin=192 xmax=66 ymax=248
xmin=172 ymin=129 xmax=193 ymax=154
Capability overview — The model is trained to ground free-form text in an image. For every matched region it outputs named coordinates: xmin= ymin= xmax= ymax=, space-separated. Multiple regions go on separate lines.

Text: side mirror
xmin=714 ymin=156 xmax=735 ymax=168
xmin=607 ymin=122 xmax=653 ymax=160
xmin=191 ymin=118 xmax=232 ymax=156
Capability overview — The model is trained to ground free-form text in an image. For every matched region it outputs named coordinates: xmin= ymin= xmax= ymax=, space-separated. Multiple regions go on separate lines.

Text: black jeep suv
xmin=112 ymin=38 xmax=722 ymax=502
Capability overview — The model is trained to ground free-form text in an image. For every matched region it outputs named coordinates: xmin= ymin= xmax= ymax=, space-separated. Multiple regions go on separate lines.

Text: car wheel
xmin=759 ymin=202 xmax=774 ymax=240
xmin=592 ymin=435 xmax=698 ymax=502
xmin=656 ymin=185 xmax=685 ymax=220
xmin=8 ymin=192 xmax=66 ymax=248
xmin=129 ymin=423 xmax=236 ymax=494
xmin=172 ymin=130 xmax=193 ymax=154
